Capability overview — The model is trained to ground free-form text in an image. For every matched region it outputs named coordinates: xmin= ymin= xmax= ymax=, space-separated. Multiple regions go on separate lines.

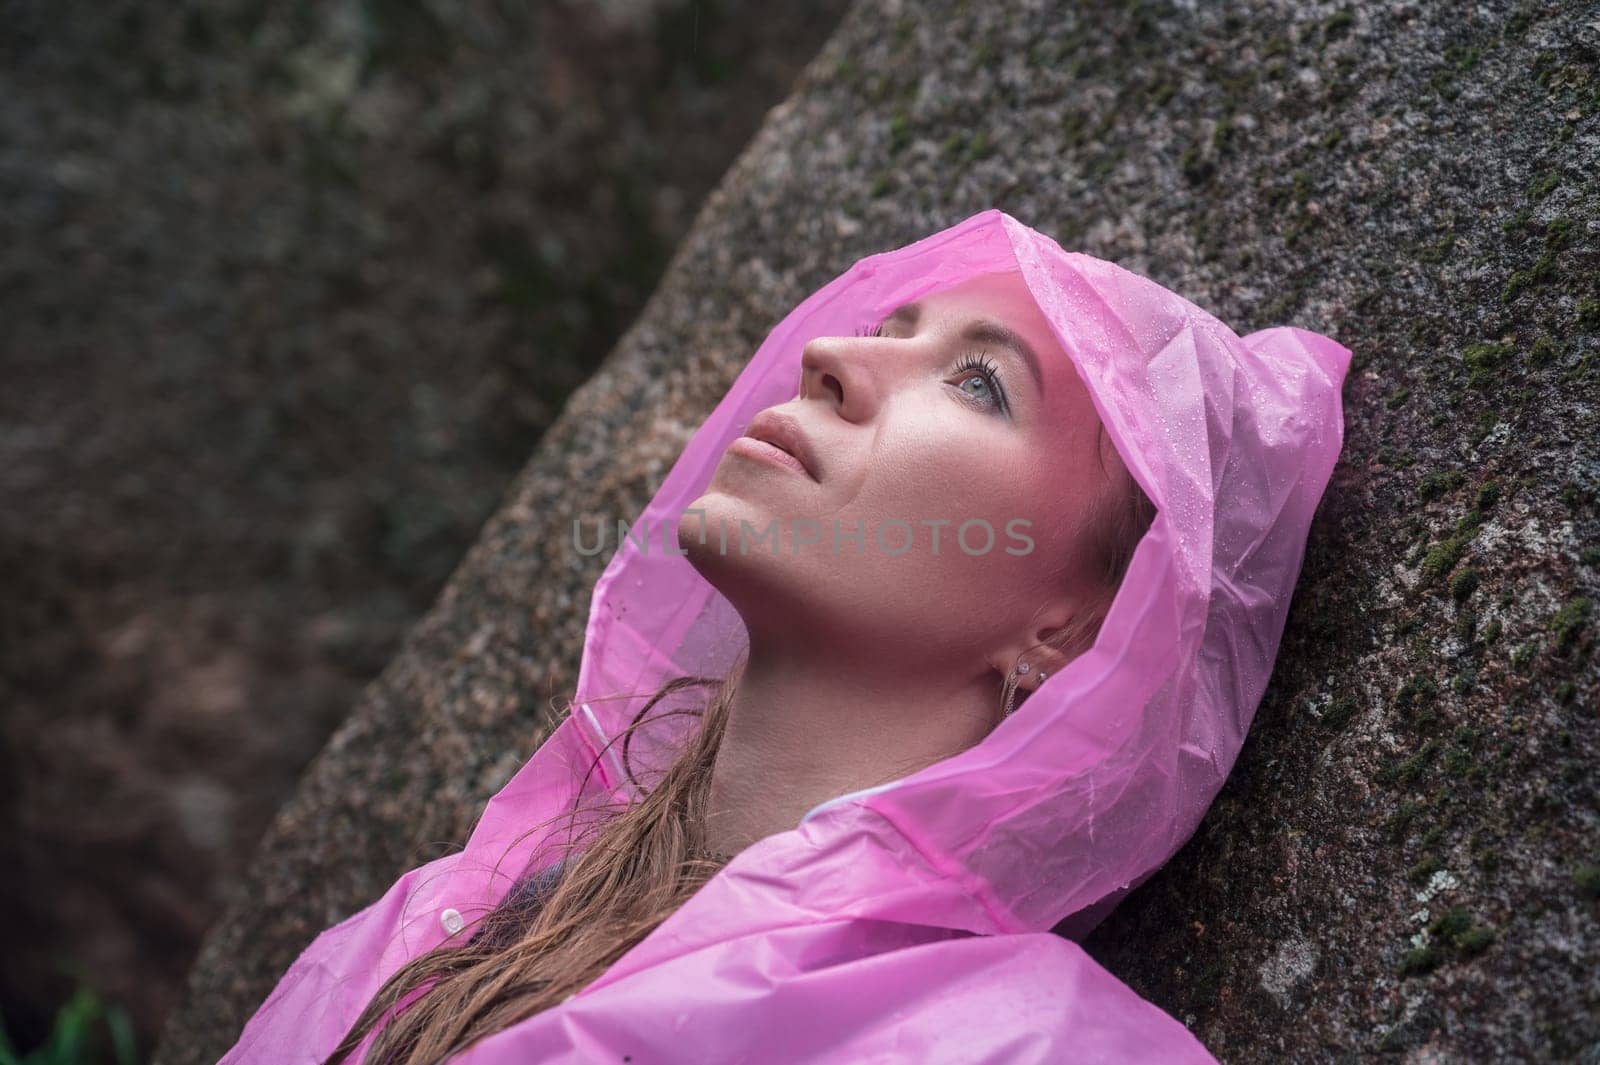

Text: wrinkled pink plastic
xmin=222 ymin=208 xmax=1350 ymax=1063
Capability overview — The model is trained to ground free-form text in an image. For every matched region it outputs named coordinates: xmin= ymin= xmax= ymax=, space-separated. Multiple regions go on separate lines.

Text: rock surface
xmin=157 ymin=0 xmax=1598 ymax=1061
xmin=0 ymin=0 xmax=847 ymax=1052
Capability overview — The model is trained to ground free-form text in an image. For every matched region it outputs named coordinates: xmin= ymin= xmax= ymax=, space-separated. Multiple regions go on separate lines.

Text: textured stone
xmin=158 ymin=0 xmax=1599 ymax=1061
xmin=0 ymin=0 xmax=848 ymax=1052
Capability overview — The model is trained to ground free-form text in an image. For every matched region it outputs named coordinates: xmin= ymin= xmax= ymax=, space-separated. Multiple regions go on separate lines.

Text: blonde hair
xmin=324 ymin=673 xmax=738 ymax=1064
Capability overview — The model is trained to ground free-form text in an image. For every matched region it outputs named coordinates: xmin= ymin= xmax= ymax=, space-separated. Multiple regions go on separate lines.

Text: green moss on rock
xmin=1577 ymin=297 xmax=1600 ymax=331
xmin=1418 ymin=469 xmax=1465 ymax=501
xmin=1449 ymin=567 xmax=1480 ymax=603
xmin=1400 ymin=906 xmax=1497 ymax=977
xmin=1550 ymin=596 xmax=1592 ymax=651
xmin=1462 ymin=341 xmax=1513 ymax=386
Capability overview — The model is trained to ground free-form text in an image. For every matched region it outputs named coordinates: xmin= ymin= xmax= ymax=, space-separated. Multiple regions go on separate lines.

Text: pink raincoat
xmin=221 ymin=208 xmax=1351 ymax=1063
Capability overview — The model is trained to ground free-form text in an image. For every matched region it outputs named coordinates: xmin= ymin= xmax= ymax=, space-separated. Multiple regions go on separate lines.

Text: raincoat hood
xmin=223 ymin=208 xmax=1351 ymax=1063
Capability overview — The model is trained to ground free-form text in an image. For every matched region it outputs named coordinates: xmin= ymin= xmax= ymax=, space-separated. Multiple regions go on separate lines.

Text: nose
xmin=799 ymin=334 xmax=881 ymax=422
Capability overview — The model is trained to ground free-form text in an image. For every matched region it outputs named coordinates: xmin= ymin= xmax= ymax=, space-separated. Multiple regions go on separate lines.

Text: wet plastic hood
xmin=222 ymin=208 xmax=1351 ymax=1063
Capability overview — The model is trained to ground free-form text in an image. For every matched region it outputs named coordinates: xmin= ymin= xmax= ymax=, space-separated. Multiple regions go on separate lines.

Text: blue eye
xmin=951 ymin=351 xmax=1009 ymax=414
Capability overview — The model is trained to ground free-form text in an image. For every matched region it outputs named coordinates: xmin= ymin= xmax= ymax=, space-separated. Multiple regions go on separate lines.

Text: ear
xmin=991 ymin=595 xmax=1096 ymax=691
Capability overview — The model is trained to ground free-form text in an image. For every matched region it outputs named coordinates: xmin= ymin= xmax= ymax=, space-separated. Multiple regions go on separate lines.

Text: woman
xmin=222 ymin=208 xmax=1351 ymax=1063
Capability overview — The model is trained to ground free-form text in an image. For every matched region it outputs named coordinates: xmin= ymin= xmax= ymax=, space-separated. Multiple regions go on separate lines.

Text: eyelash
xmin=852 ymin=320 xmax=1009 ymax=414
xmin=951 ymin=351 xmax=1009 ymax=413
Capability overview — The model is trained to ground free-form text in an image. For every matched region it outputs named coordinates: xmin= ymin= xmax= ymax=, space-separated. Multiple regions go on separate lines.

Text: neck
xmin=702 ymin=632 xmax=994 ymax=857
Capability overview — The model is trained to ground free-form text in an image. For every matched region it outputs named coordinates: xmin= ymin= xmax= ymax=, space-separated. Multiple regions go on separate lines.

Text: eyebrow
xmin=883 ymin=301 xmax=1046 ymax=393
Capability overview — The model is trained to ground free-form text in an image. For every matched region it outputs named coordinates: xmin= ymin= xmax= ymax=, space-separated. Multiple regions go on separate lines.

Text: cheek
xmin=833 ymin=423 xmax=1054 ymax=602
xmin=852 ymin=417 xmax=1035 ymax=528
xmin=842 ymin=415 xmax=1100 ymax=593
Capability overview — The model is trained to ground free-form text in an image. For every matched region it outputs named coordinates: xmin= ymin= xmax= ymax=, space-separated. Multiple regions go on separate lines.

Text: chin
xmin=679 ymin=489 xmax=824 ymax=629
xmin=681 ymin=489 xmax=775 ymax=576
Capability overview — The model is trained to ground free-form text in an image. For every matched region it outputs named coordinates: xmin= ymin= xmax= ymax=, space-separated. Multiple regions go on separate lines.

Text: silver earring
xmin=1002 ymin=655 xmax=1051 ymax=719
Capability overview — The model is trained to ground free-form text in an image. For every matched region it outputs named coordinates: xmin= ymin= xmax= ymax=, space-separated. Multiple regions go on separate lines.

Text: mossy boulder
xmin=158 ymin=0 xmax=1598 ymax=1060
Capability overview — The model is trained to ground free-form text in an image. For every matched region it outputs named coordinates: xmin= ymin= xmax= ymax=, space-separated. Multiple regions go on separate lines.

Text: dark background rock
xmin=0 ymin=0 xmax=850 ymax=1056
xmin=73 ymin=0 xmax=1600 ymax=1060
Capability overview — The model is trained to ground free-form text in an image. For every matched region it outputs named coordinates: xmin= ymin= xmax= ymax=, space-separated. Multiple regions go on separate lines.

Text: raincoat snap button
xmin=440 ymin=908 xmax=465 ymax=936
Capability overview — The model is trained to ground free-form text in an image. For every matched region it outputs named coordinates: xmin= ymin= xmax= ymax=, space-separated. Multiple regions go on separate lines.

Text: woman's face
xmin=682 ymin=268 xmax=1124 ymax=673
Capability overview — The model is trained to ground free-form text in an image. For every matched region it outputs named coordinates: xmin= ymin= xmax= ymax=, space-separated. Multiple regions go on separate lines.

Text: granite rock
xmin=0 ymin=0 xmax=848 ymax=1051
xmin=158 ymin=0 xmax=1598 ymax=1061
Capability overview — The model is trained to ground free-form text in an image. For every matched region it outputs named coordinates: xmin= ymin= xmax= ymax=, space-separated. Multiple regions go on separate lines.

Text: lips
xmin=742 ymin=409 xmax=821 ymax=481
